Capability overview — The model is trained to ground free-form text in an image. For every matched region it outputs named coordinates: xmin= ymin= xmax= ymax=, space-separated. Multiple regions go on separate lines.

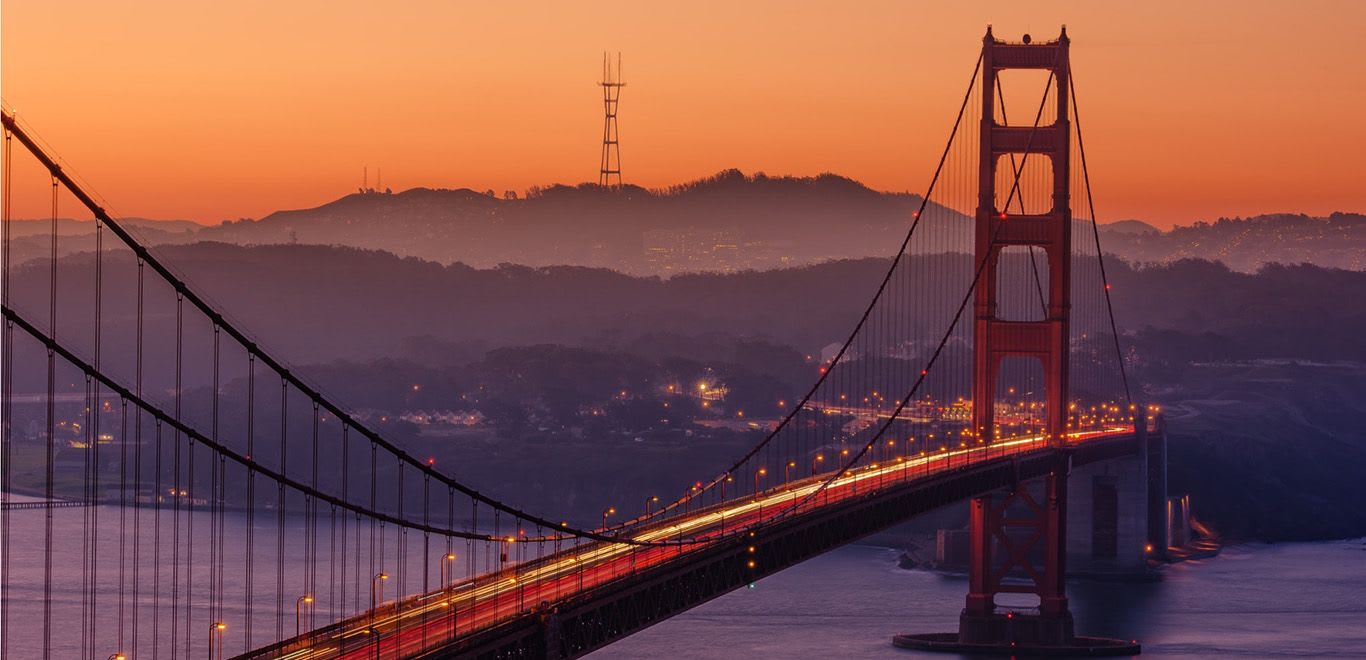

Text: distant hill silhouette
xmin=1099 ymin=212 xmax=1366 ymax=271
xmin=191 ymin=170 xmax=945 ymax=274
xmin=9 ymin=242 xmax=1362 ymax=369
xmin=9 ymin=172 xmax=1362 ymax=274
xmin=6 ymin=217 xmax=200 ymax=266
xmin=1099 ymin=219 xmax=1160 ymax=235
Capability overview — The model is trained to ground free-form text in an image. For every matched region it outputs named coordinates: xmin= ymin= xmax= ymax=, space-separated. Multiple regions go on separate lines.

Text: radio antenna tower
xmin=598 ymin=52 xmax=625 ymax=188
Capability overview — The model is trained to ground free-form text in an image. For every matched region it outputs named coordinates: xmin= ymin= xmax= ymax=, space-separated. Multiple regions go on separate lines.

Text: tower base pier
xmin=893 ymin=631 xmax=1140 ymax=657
xmin=894 ymin=609 xmax=1139 ymax=656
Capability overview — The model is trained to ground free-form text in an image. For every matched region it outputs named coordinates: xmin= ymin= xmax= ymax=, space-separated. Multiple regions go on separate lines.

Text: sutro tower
xmin=598 ymin=52 xmax=625 ymax=188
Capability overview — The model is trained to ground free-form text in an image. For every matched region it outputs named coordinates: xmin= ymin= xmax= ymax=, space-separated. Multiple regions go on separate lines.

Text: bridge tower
xmin=898 ymin=27 xmax=1139 ymax=656
xmin=965 ymin=23 xmax=1076 ymax=647
xmin=964 ymin=25 xmax=1073 ymax=636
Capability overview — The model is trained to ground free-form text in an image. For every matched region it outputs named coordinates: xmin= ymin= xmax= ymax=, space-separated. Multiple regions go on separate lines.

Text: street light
xmin=440 ymin=551 xmax=460 ymax=640
xmin=208 ymin=622 xmax=226 ymax=660
xmin=754 ymin=467 xmax=768 ymax=519
xmin=369 ymin=572 xmax=389 ymax=658
xmin=369 ymin=571 xmax=390 ymax=653
xmin=296 ymin=594 xmax=314 ymax=637
xmin=811 ymin=454 xmax=825 ymax=475
xmin=644 ymin=495 xmax=659 ymax=516
xmin=107 ymin=654 xmax=126 ymax=660
xmin=371 ymin=572 xmax=389 ymax=613
xmin=601 ymin=507 xmax=616 ymax=531
xmin=785 ymin=460 xmax=797 ymax=484
xmin=441 ymin=552 xmax=457 ymax=587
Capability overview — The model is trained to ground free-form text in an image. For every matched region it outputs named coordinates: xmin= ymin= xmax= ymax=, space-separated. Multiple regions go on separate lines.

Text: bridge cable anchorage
xmin=1070 ymin=71 xmax=1134 ymax=411
xmin=770 ymin=50 xmax=1062 ymax=523
xmin=0 ymin=108 xmax=688 ymax=548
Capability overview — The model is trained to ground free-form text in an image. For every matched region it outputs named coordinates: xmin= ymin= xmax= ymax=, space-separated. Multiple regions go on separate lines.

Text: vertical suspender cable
xmin=369 ymin=440 xmax=377 ymax=618
xmin=152 ymin=418 xmax=162 ymax=660
xmin=329 ymin=500 xmax=337 ymax=634
xmin=245 ymin=354 xmax=256 ymax=649
xmin=1069 ymin=72 xmax=1133 ymax=409
xmin=118 ymin=397 xmax=128 ymax=654
xmin=310 ymin=402 xmax=320 ymax=633
xmin=340 ymin=425 xmax=350 ymax=615
xmin=276 ymin=378 xmax=287 ymax=644
xmin=43 ymin=175 xmax=58 ymax=660
xmin=171 ymin=293 xmax=182 ymax=657
xmin=210 ymin=325 xmax=221 ymax=653
xmin=82 ymin=370 xmax=92 ymax=657
xmin=186 ymin=381 xmax=197 ymax=657
xmin=396 ymin=459 xmax=405 ymax=642
xmin=131 ymin=259 xmax=144 ymax=657
xmin=0 ymin=125 xmax=11 ymax=660
xmin=422 ymin=473 xmax=431 ymax=646
xmin=89 ymin=215 xmax=104 ymax=660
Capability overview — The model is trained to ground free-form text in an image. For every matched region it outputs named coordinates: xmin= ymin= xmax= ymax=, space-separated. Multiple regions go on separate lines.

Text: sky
xmin=2 ymin=1 xmax=1364 ymax=228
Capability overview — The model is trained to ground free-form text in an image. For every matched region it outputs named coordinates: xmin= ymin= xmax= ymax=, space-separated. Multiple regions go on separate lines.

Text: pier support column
xmin=955 ymin=467 xmax=1073 ymax=647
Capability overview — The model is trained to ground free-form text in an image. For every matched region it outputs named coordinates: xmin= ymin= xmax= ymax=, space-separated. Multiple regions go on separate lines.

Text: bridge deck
xmin=240 ymin=428 xmax=1139 ymax=660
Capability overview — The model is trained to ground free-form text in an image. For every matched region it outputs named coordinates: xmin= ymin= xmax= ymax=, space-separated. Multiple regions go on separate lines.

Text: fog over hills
xmin=6 ymin=172 xmax=1363 ymax=539
xmin=8 ymin=242 xmax=1364 ymax=539
xmin=6 ymin=217 xmax=200 ymax=265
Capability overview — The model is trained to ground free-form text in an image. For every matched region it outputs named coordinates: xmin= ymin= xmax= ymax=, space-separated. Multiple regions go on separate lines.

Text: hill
xmin=193 ymin=170 xmax=939 ymax=275
xmin=9 ymin=174 xmax=1362 ymax=276
xmin=7 ymin=243 xmax=1365 ymax=538
xmin=1099 ymin=212 xmax=1366 ymax=271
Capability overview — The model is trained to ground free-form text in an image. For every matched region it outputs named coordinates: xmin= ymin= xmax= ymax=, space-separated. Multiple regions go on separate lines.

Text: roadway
xmin=245 ymin=426 xmax=1131 ymax=660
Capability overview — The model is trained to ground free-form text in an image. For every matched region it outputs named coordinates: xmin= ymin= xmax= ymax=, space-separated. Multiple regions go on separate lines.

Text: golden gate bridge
xmin=1 ymin=28 xmax=1158 ymax=659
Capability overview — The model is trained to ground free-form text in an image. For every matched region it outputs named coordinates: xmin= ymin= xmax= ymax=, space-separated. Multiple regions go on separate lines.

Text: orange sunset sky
xmin=3 ymin=1 xmax=1364 ymax=228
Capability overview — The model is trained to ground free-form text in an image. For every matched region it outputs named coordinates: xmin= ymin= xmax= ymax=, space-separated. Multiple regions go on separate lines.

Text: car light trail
xmin=271 ymin=426 xmax=1130 ymax=659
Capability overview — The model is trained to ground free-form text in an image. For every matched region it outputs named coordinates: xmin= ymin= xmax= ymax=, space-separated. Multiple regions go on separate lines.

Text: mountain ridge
xmin=9 ymin=170 xmax=1362 ymax=274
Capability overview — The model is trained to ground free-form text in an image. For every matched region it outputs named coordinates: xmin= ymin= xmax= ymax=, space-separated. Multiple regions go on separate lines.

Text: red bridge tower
xmin=965 ymin=24 xmax=1073 ymax=635
xmin=897 ymin=26 xmax=1139 ymax=656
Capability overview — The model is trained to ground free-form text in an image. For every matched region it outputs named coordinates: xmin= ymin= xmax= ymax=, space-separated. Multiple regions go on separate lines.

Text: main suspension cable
xmin=0 ymin=109 xmax=679 ymax=547
xmin=772 ymin=53 xmax=1062 ymax=522
xmin=631 ymin=53 xmax=988 ymax=526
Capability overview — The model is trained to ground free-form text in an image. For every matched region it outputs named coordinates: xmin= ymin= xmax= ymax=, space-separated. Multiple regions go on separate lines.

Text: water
xmin=590 ymin=541 xmax=1366 ymax=659
xmin=0 ymin=499 xmax=508 ymax=658
xmin=5 ymin=499 xmax=1364 ymax=658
